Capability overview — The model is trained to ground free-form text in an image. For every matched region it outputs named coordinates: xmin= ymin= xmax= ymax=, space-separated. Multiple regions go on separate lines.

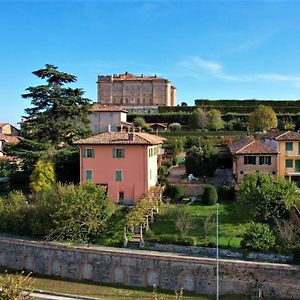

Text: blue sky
xmin=1 ymin=0 xmax=300 ymax=126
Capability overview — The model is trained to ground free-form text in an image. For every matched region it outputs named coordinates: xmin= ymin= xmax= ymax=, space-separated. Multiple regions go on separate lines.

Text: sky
xmin=1 ymin=0 xmax=300 ymax=126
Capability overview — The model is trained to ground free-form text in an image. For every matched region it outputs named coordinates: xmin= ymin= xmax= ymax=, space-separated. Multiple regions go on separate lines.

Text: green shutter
xmin=115 ymin=170 xmax=122 ymax=181
xmin=285 ymin=159 xmax=293 ymax=168
xmin=86 ymin=170 xmax=92 ymax=180
xmin=121 ymin=149 xmax=125 ymax=158
xmin=112 ymin=148 xmax=116 ymax=158
xmin=82 ymin=149 xmax=87 ymax=158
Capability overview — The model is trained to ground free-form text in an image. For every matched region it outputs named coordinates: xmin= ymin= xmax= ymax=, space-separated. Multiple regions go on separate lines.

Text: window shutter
xmin=112 ymin=148 xmax=116 ymax=158
xmin=91 ymin=149 xmax=95 ymax=158
xmin=122 ymin=149 xmax=125 ymax=158
xmin=82 ymin=149 xmax=87 ymax=158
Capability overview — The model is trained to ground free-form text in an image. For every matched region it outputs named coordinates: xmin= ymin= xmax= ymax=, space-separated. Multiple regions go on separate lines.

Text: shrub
xmin=175 ymin=206 xmax=194 ymax=238
xmin=169 ymin=122 xmax=181 ymax=132
xmin=162 ymin=159 xmax=172 ymax=169
xmin=164 ymin=184 xmax=185 ymax=203
xmin=241 ymin=222 xmax=275 ymax=251
xmin=218 ymin=184 xmax=235 ymax=202
xmin=172 ymin=156 xmax=179 ymax=166
xmin=202 ymin=185 xmax=218 ymax=205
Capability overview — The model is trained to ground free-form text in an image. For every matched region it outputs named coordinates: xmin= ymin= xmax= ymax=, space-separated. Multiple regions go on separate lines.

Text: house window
xmin=244 ymin=156 xmax=256 ymax=165
xmin=285 ymin=142 xmax=293 ymax=151
xmin=112 ymin=148 xmax=125 ymax=158
xmin=85 ymin=170 xmax=93 ymax=180
xmin=285 ymin=159 xmax=293 ymax=168
xmin=259 ymin=156 xmax=271 ymax=165
xmin=82 ymin=148 xmax=95 ymax=158
xmin=119 ymin=192 xmax=124 ymax=200
xmin=115 ymin=170 xmax=122 ymax=182
xmin=149 ymin=169 xmax=152 ymax=180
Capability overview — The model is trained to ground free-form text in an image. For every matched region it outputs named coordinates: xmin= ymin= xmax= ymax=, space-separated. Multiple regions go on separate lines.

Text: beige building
xmin=97 ymin=72 xmax=176 ymax=107
xmin=229 ymin=136 xmax=278 ymax=185
xmin=88 ymin=104 xmax=130 ymax=134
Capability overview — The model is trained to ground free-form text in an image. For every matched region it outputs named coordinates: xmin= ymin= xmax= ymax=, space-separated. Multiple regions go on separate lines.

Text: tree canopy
xmin=185 ymin=145 xmax=219 ymax=177
xmin=21 ymin=64 xmax=92 ymax=146
xmin=248 ymin=105 xmax=277 ymax=132
xmin=7 ymin=65 xmax=92 ymax=181
xmin=207 ymin=109 xmax=224 ymax=131
xmin=238 ymin=173 xmax=298 ymax=223
xmin=189 ymin=108 xmax=207 ymax=129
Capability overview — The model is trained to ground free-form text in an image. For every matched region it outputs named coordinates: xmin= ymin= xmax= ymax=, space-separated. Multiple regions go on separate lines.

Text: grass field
xmin=0 ymin=270 xmax=252 ymax=300
xmin=147 ymin=202 xmax=249 ymax=248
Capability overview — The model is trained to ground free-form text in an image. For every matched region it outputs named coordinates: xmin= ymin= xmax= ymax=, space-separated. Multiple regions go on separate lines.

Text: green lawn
xmin=147 ymin=202 xmax=249 ymax=249
xmin=0 ymin=270 xmax=236 ymax=300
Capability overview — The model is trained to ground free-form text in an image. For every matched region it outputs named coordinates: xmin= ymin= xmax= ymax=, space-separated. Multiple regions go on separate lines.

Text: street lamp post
xmin=216 ymin=202 xmax=219 ymax=300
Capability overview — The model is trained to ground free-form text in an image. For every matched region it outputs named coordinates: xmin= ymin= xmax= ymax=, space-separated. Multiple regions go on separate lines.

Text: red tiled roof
xmin=275 ymin=131 xmax=300 ymax=141
xmin=74 ymin=132 xmax=166 ymax=145
xmin=228 ymin=136 xmax=255 ymax=154
xmin=0 ymin=123 xmax=8 ymax=128
xmin=263 ymin=130 xmax=286 ymax=140
xmin=229 ymin=136 xmax=277 ymax=154
xmin=90 ymin=104 xmax=128 ymax=113
xmin=146 ymin=123 xmax=168 ymax=128
xmin=0 ymin=134 xmax=20 ymax=144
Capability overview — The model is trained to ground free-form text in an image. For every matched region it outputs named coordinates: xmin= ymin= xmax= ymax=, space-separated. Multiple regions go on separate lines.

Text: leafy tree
xmin=241 ymin=222 xmax=275 ymax=251
xmin=207 ymin=109 xmax=223 ymax=131
xmin=248 ymin=105 xmax=277 ymax=132
xmin=0 ymin=160 xmax=17 ymax=178
xmin=29 ymin=160 xmax=56 ymax=193
xmin=48 ymin=182 xmax=115 ymax=242
xmin=168 ymin=122 xmax=181 ymax=132
xmin=203 ymin=185 xmax=218 ymax=205
xmin=181 ymin=102 xmax=188 ymax=107
xmin=21 ymin=64 xmax=92 ymax=146
xmin=184 ymin=136 xmax=202 ymax=149
xmin=166 ymin=138 xmax=184 ymax=156
xmin=133 ymin=117 xmax=146 ymax=128
xmin=238 ymin=173 xmax=298 ymax=223
xmin=189 ymin=108 xmax=207 ymax=129
xmin=185 ymin=145 xmax=219 ymax=177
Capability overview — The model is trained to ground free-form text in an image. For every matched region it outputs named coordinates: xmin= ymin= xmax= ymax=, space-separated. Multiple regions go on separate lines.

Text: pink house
xmin=74 ymin=132 xmax=165 ymax=204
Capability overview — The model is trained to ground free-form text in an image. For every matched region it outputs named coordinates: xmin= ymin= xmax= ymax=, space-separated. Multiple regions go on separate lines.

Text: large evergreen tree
xmin=7 ymin=65 xmax=92 ymax=182
xmin=21 ymin=64 xmax=92 ymax=145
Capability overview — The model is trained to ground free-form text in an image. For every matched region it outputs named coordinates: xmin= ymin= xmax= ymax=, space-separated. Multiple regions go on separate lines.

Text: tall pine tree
xmin=22 ymin=64 xmax=92 ymax=145
xmin=7 ymin=64 xmax=92 ymax=182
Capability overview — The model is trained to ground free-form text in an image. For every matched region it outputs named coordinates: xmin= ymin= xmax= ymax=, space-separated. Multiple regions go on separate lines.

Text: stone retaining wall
xmin=0 ymin=237 xmax=300 ymax=298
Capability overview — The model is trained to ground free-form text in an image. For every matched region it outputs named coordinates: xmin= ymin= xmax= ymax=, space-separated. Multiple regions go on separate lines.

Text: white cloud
xmin=179 ymin=55 xmax=300 ymax=88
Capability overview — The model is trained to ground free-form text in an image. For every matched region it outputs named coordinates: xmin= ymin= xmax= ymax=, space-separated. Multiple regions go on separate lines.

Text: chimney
xmin=138 ymin=126 xmax=141 ymax=133
xmin=120 ymin=125 xmax=123 ymax=132
xmin=108 ymin=124 xmax=111 ymax=132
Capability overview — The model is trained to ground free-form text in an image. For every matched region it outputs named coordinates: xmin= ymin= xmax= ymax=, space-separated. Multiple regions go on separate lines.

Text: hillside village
xmin=1 ymin=67 xmax=300 ymax=299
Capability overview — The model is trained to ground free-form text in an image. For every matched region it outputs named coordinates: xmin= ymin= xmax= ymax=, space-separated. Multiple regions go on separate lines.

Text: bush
xmin=241 ymin=222 xmax=275 ymax=251
xmin=172 ymin=156 xmax=179 ymax=166
xmin=162 ymin=159 xmax=172 ymax=169
xmin=164 ymin=184 xmax=185 ymax=203
xmin=168 ymin=122 xmax=181 ymax=132
xmin=133 ymin=117 xmax=146 ymax=128
xmin=202 ymin=185 xmax=218 ymax=205
xmin=218 ymin=184 xmax=235 ymax=202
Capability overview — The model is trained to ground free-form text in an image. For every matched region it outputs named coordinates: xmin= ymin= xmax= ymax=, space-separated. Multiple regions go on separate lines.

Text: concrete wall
xmin=0 ymin=237 xmax=300 ymax=298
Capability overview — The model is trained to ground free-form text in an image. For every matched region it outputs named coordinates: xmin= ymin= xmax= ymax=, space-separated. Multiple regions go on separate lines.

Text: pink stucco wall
xmin=80 ymin=144 xmax=159 ymax=203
